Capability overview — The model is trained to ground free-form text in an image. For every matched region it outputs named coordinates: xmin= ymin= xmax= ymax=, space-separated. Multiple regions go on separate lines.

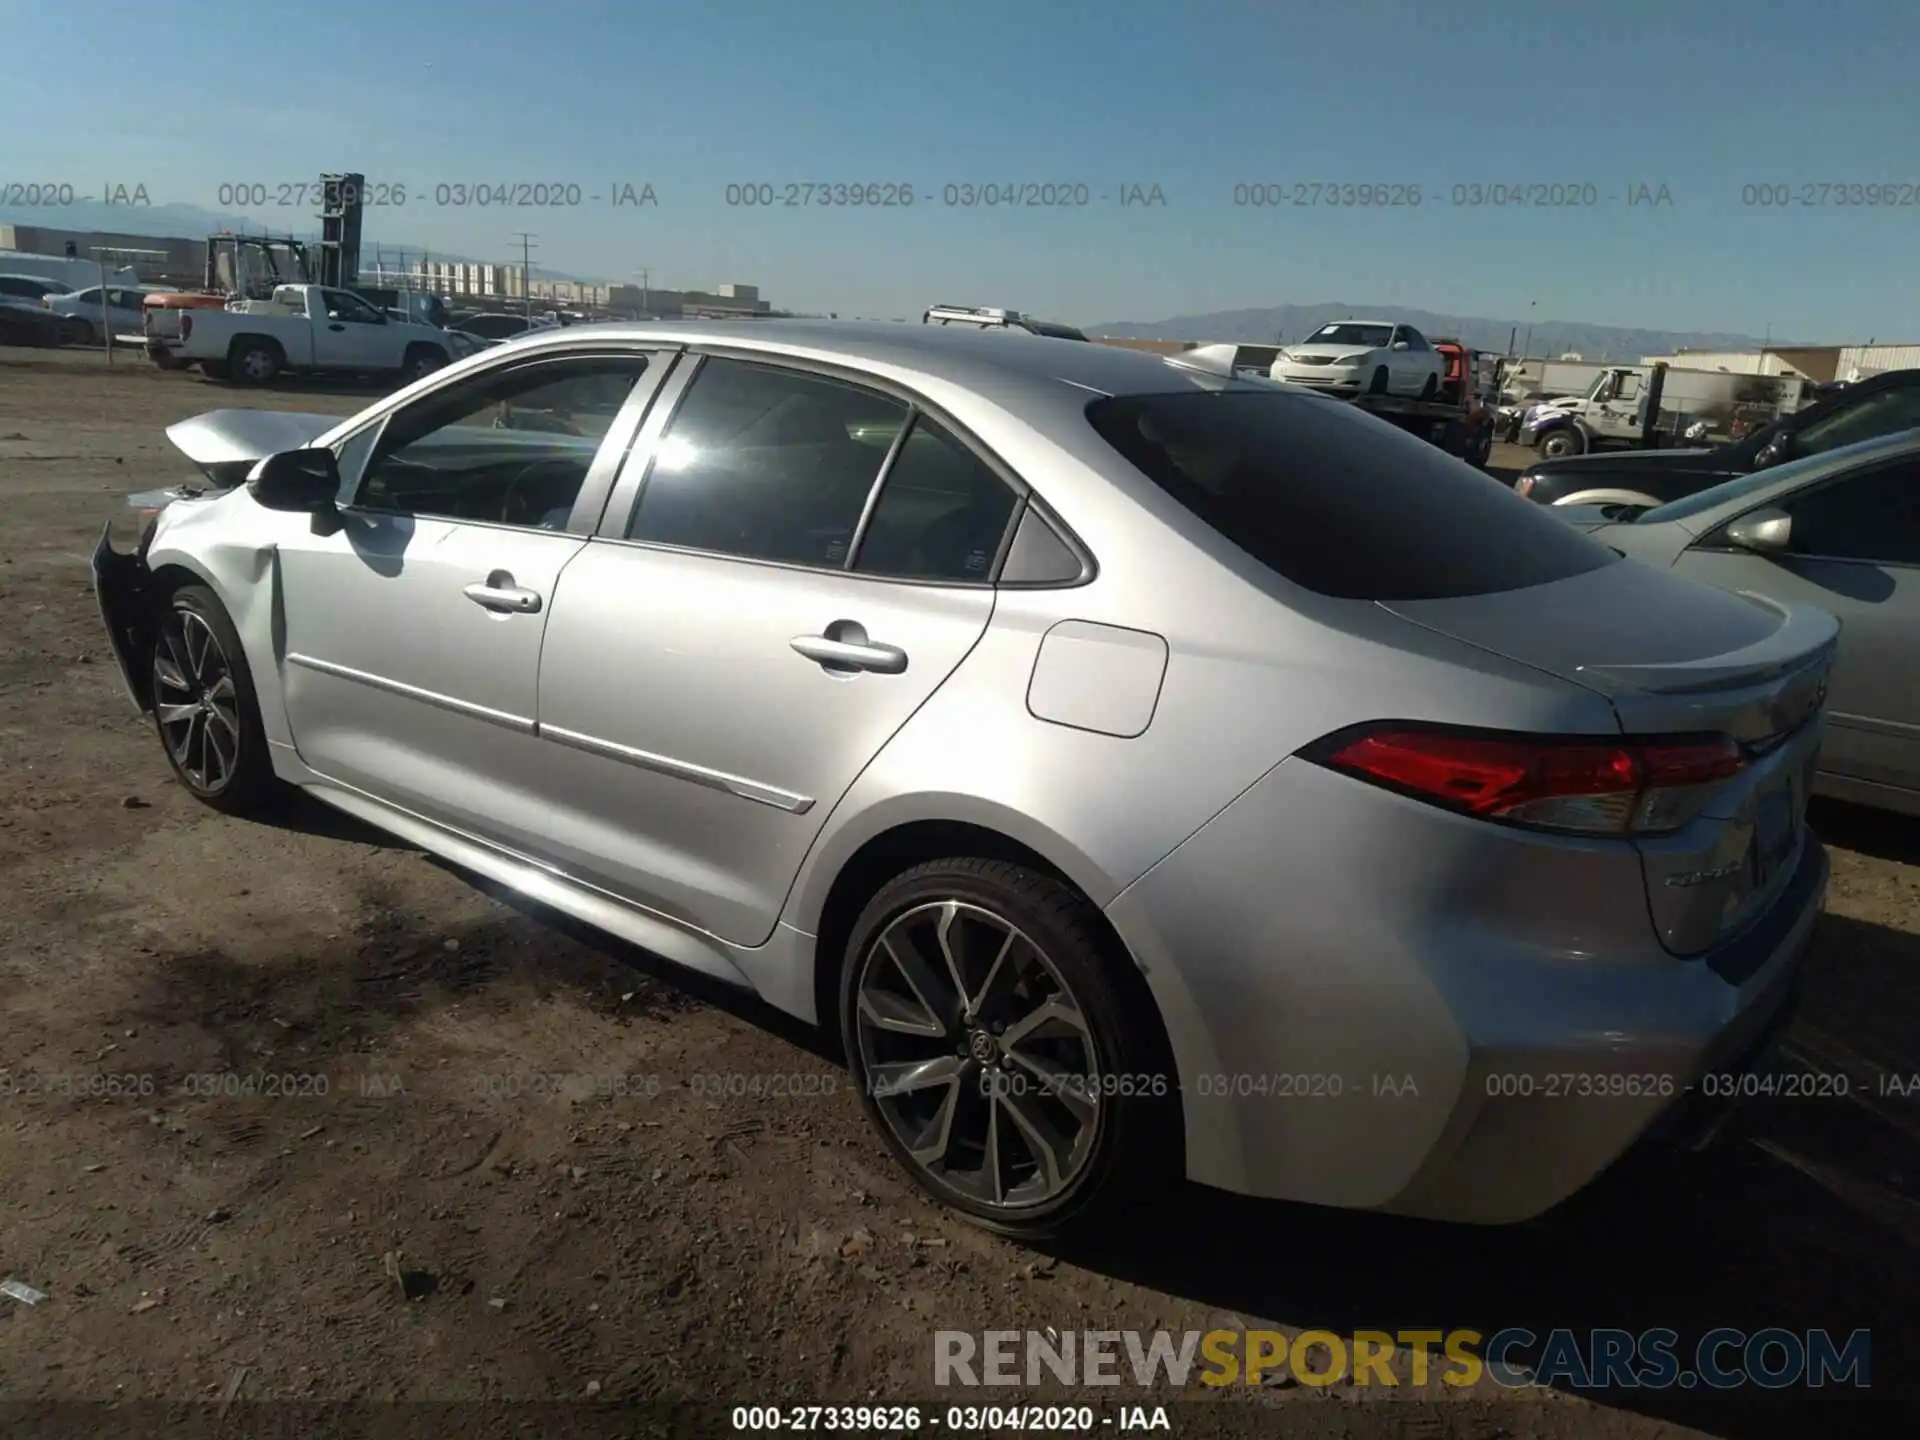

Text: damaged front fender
xmin=92 ymin=519 xmax=159 ymax=714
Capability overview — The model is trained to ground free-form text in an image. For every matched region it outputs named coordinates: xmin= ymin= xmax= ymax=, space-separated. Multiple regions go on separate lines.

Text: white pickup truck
xmin=143 ymin=283 xmax=456 ymax=385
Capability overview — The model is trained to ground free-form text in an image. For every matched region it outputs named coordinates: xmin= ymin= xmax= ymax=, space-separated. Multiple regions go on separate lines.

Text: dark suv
xmin=1514 ymin=368 xmax=1920 ymax=508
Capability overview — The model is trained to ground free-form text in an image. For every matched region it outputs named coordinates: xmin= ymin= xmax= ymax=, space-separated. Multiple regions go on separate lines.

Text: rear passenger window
xmin=629 ymin=358 xmax=906 ymax=568
xmin=853 ymin=416 xmax=1019 ymax=582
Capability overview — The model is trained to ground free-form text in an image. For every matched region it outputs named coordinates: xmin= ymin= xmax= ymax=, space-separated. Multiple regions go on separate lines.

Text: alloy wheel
xmin=854 ymin=900 xmax=1101 ymax=1210
xmin=240 ymin=349 xmax=275 ymax=381
xmin=153 ymin=609 xmax=242 ymax=793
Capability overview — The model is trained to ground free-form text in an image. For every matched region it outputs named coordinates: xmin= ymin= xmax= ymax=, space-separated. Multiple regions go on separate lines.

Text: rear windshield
xmin=1085 ymin=390 xmax=1622 ymax=601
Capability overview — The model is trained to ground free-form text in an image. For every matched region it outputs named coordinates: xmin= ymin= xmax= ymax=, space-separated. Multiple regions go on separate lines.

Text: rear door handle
xmin=464 ymin=581 xmax=542 ymax=614
xmin=791 ymin=629 xmax=907 ymax=675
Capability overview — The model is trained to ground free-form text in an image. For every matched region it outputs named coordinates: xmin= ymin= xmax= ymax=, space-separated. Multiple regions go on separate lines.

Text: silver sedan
xmin=1558 ymin=426 xmax=1920 ymax=816
xmin=95 ymin=321 xmax=1834 ymax=1234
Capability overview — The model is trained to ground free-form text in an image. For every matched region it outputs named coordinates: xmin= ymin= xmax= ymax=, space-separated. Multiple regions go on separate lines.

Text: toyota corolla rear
xmin=1083 ymin=386 xmax=1834 ymax=1224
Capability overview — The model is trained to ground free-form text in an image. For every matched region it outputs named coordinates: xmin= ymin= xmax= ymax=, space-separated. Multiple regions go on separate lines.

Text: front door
xmin=311 ymin=287 xmax=397 ymax=369
xmin=533 ymin=354 xmax=1018 ymax=946
xmin=276 ymin=349 xmax=662 ymax=849
xmin=1675 ymin=455 xmax=1920 ymax=793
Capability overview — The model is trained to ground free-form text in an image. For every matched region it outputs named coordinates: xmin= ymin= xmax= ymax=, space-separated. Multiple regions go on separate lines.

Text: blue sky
xmin=5 ymin=0 xmax=1918 ymax=336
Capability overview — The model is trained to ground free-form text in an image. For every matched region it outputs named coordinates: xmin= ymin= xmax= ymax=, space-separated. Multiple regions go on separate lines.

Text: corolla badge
xmin=1665 ymin=861 xmax=1746 ymax=889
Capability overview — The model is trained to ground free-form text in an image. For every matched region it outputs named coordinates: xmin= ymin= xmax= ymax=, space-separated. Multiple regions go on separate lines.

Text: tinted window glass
xmin=853 ymin=416 xmax=1019 ymax=581
xmin=630 ymin=358 xmax=906 ymax=567
xmin=1784 ymin=461 xmax=1920 ymax=563
xmin=1794 ymin=386 xmax=1920 ymax=456
xmin=358 ymin=356 xmax=648 ymax=527
xmin=1085 ymin=390 xmax=1620 ymax=600
xmin=1307 ymin=323 xmax=1392 ymax=348
xmin=324 ymin=290 xmax=384 ymax=324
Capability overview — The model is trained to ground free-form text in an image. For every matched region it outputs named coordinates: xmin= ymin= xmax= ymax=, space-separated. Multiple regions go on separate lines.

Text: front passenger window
xmin=356 ymin=356 xmax=650 ymax=528
xmin=1783 ymin=462 xmax=1920 ymax=564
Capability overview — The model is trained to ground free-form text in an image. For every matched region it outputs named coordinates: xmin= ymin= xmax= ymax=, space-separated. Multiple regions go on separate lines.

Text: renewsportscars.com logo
xmin=933 ymin=1328 xmax=1872 ymax=1391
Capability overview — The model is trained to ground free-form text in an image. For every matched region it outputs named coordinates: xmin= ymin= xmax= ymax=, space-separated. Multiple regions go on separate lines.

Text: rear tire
xmin=230 ymin=338 xmax=283 ymax=385
xmin=839 ymin=858 xmax=1181 ymax=1241
xmin=1368 ymin=366 xmax=1390 ymax=395
xmin=149 ymin=585 xmax=280 ymax=816
xmin=401 ymin=345 xmax=448 ymax=383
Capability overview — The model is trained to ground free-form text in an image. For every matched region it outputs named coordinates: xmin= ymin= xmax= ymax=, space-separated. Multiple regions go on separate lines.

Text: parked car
xmin=0 ymin=296 xmax=77 ymax=347
xmin=0 ymin=272 xmax=70 ymax=303
xmin=1551 ymin=427 xmax=1920 ymax=816
xmin=1270 ymin=320 xmax=1448 ymax=398
xmin=95 ymin=321 xmax=1833 ymax=1235
xmin=1514 ymin=367 xmax=1920 ymax=509
xmin=449 ymin=311 xmax=553 ymax=344
xmin=46 ymin=284 xmax=175 ymax=345
xmin=142 ymin=283 xmax=454 ymax=383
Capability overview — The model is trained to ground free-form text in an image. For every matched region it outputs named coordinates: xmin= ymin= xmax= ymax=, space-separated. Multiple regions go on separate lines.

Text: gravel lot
xmin=1 ymin=347 xmax=1916 ymax=1437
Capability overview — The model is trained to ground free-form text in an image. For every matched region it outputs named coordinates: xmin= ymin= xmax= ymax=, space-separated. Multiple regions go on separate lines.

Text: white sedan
xmin=1269 ymin=320 xmax=1447 ymax=399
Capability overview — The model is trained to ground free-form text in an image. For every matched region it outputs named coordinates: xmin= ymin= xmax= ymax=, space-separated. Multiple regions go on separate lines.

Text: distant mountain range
xmin=1087 ymin=304 xmax=1809 ymax=361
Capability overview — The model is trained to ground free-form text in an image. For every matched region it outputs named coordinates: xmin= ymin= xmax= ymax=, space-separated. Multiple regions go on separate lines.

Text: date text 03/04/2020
xmin=210 ymin=182 xmax=658 ymax=209
xmin=728 ymin=1404 xmax=1171 ymax=1432
xmin=720 ymin=183 xmax=1167 ymax=208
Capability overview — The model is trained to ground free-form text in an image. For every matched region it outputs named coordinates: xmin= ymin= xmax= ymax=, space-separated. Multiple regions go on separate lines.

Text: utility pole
xmin=635 ymin=266 xmax=649 ymax=317
xmin=512 ymin=232 xmax=537 ymax=318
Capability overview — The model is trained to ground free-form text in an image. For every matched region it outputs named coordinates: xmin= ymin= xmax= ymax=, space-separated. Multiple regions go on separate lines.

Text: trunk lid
xmin=1382 ymin=562 xmax=1837 ymax=957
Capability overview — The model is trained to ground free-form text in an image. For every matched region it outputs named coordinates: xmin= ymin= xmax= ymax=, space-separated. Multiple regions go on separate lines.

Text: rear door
xmin=532 ymin=353 xmax=1016 ymax=947
xmin=275 ymin=348 xmax=666 ymax=851
xmin=1674 ymin=454 xmax=1920 ymax=798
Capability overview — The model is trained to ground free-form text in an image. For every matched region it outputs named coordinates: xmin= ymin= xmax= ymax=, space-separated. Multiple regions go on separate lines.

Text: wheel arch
xmin=800 ymin=807 xmax=1167 ymax=1070
xmin=1552 ymin=487 xmax=1666 ymax=509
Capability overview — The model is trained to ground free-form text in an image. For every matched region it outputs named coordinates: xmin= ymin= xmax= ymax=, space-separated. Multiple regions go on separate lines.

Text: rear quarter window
xmin=1086 ymin=390 xmax=1621 ymax=601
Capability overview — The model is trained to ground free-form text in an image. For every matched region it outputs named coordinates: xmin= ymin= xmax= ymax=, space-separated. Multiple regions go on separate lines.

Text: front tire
xmin=840 ymin=858 xmax=1180 ymax=1240
xmin=1539 ymin=427 xmax=1586 ymax=459
xmin=150 ymin=585 xmax=278 ymax=815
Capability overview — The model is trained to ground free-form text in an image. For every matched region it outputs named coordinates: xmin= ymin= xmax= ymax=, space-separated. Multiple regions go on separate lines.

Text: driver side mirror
xmin=1390 ymin=341 xmax=1410 ymax=351
xmin=1723 ymin=507 xmax=1793 ymax=554
xmin=248 ymin=447 xmax=341 ymax=513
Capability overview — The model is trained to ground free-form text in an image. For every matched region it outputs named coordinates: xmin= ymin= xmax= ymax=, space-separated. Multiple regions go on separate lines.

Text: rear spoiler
xmin=1576 ymin=595 xmax=1839 ymax=695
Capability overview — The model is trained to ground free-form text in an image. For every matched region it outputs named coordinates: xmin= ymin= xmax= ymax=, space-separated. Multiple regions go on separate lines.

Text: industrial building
xmin=0 ymin=224 xmax=201 ymax=283
xmin=1636 ymin=343 xmax=1920 ymax=384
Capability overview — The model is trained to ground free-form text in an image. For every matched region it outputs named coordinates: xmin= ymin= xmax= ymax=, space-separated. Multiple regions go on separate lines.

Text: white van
xmin=0 ymin=251 xmax=142 ymax=292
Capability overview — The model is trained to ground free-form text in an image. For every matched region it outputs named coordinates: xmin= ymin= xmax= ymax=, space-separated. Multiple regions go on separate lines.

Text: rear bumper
xmin=92 ymin=521 xmax=156 ymax=714
xmin=1105 ymin=756 xmax=1828 ymax=1224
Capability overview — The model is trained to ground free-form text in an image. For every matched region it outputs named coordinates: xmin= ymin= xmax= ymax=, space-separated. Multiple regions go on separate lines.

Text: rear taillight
xmin=1514 ymin=474 xmax=1536 ymax=497
xmin=1311 ymin=724 xmax=1743 ymax=836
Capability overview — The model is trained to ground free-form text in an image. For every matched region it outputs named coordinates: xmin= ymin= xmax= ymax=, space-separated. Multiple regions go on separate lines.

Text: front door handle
xmin=464 ymin=580 xmax=542 ymax=614
xmin=329 ymin=323 xmax=346 ymax=332
xmin=791 ymin=623 xmax=907 ymax=675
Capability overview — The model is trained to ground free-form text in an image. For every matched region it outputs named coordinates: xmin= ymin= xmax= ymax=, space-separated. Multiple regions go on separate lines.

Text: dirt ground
xmin=1 ymin=348 xmax=1917 ymax=1438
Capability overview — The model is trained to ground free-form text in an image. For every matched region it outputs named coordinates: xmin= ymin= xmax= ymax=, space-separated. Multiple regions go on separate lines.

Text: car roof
xmin=496 ymin=318 xmax=1274 ymax=404
xmin=1313 ymin=318 xmax=1396 ymax=327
